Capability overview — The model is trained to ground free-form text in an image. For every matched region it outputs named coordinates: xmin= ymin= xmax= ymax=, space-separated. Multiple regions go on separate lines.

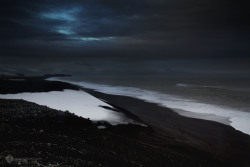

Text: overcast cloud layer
xmin=0 ymin=0 xmax=250 ymax=76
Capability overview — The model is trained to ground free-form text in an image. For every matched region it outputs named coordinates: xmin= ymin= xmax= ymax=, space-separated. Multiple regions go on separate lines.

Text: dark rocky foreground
xmin=0 ymin=99 xmax=225 ymax=167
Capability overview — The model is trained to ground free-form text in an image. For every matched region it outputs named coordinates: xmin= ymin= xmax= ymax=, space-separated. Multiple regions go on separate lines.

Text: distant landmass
xmin=0 ymin=73 xmax=71 ymax=80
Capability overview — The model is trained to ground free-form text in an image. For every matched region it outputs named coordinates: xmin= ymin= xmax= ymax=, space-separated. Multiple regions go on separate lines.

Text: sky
xmin=0 ymin=0 xmax=250 ymax=77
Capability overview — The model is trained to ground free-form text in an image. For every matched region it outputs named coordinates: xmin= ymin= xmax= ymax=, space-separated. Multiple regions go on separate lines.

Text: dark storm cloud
xmin=0 ymin=0 xmax=250 ymax=76
xmin=1 ymin=0 xmax=249 ymax=40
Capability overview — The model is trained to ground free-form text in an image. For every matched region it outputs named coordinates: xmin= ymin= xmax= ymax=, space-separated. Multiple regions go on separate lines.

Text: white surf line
xmin=47 ymin=78 xmax=250 ymax=136
xmin=0 ymin=89 xmax=139 ymax=126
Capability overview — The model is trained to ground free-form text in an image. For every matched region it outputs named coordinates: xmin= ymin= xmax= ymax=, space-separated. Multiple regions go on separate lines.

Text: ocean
xmin=49 ymin=76 xmax=250 ymax=135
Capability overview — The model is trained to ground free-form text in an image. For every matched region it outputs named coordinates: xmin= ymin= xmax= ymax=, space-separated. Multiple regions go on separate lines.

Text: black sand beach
xmin=83 ymin=88 xmax=250 ymax=161
xmin=0 ymin=78 xmax=250 ymax=166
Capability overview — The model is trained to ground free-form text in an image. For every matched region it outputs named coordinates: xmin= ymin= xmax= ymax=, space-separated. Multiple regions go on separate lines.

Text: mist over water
xmin=48 ymin=77 xmax=250 ymax=135
xmin=0 ymin=90 xmax=136 ymax=125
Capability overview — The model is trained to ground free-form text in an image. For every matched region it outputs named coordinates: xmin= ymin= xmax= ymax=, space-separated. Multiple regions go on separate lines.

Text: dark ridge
xmin=0 ymin=80 xmax=79 ymax=94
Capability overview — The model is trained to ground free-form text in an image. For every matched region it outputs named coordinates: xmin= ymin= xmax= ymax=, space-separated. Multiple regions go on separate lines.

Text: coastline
xmin=81 ymin=87 xmax=250 ymax=160
xmin=0 ymin=78 xmax=250 ymax=166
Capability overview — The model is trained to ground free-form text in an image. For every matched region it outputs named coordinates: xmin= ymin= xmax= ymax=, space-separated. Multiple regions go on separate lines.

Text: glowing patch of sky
xmin=71 ymin=37 xmax=115 ymax=41
xmin=42 ymin=12 xmax=75 ymax=21
xmin=41 ymin=7 xmax=81 ymax=21
xmin=40 ymin=7 xmax=115 ymax=42
xmin=57 ymin=27 xmax=75 ymax=35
